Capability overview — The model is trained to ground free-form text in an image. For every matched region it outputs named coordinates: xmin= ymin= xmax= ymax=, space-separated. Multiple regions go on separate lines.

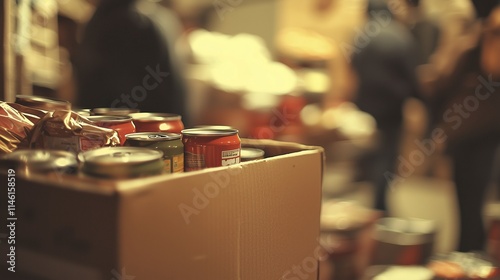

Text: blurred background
xmin=2 ymin=0 xmax=500 ymax=279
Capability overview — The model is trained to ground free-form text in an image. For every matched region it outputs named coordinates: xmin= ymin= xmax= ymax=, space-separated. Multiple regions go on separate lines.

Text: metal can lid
xmin=91 ymin=107 xmax=140 ymax=116
xmin=87 ymin=115 xmax=133 ymax=123
xmin=125 ymin=132 xmax=181 ymax=142
xmin=181 ymin=128 xmax=239 ymax=137
xmin=193 ymin=125 xmax=234 ymax=130
xmin=0 ymin=150 xmax=77 ymax=171
xmin=241 ymin=148 xmax=265 ymax=160
xmin=129 ymin=112 xmax=182 ymax=122
xmin=80 ymin=147 xmax=163 ymax=165
xmin=15 ymin=95 xmax=71 ymax=110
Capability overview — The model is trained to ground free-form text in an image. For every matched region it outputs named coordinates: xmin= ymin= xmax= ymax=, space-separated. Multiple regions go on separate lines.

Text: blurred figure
xmin=74 ymin=0 xmax=189 ymax=124
xmin=406 ymin=0 xmax=441 ymax=65
xmin=424 ymin=0 xmax=500 ymax=252
xmin=351 ymin=0 xmax=420 ymax=213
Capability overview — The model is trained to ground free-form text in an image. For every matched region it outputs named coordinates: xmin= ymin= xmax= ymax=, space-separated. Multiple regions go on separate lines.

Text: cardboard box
xmin=0 ymin=139 xmax=324 ymax=280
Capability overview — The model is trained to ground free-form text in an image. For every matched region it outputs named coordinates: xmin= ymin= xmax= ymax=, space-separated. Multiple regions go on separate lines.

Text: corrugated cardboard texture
xmin=0 ymin=139 xmax=323 ymax=280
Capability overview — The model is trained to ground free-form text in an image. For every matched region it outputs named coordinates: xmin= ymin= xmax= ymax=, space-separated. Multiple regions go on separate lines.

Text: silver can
xmin=79 ymin=147 xmax=164 ymax=179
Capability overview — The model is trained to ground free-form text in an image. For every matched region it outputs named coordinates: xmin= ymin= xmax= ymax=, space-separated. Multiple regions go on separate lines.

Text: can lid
xmin=15 ymin=95 xmax=71 ymax=110
xmin=80 ymin=147 xmax=163 ymax=165
xmin=91 ymin=107 xmax=140 ymax=116
xmin=0 ymin=150 xmax=77 ymax=171
xmin=181 ymin=128 xmax=239 ymax=136
xmin=125 ymin=132 xmax=181 ymax=141
xmin=241 ymin=148 xmax=265 ymax=159
xmin=130 ymin=113 xmax=181 ymax=122
xmin=374 ymin=217 xmax=437 ymax=245
xmin=194 ymin=125 xmax=234 ymax=130
xmin=87 ymin=115 xmax=133 ymax=123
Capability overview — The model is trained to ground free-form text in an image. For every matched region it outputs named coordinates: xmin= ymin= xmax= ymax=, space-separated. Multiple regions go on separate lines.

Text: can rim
xmin=181 ymin=128 xmax=239 ymax=136
xmin=125 ymin=132 xmax=181 ymax=141
xmin=80 ymin=147 xmax=163 ymax=165
xmin=91 ymin=107 xmax=140 ymax=116
xmin=0 ymin=149 xmax=77 ymax=171
xmin=241 ymin=147 xmax=265 ymax=158
xmin=130 ymin=113 xmax=181 ymax=122
xmin=87 ymin=115 xmax=133 ymax=123
xmin=15 ymin=95 xmax=70 ymax=109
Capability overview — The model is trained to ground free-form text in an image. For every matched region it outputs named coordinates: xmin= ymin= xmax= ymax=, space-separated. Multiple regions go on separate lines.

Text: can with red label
xmin=130 ymin=113 xmax=184 ymax=133
xmin=181 ymin=128 xmax=241 ymax=171
xmin=124 ymin=132 xmax=184 ymax=173
xmin=87 ymin=115 xmax=136 ymax=145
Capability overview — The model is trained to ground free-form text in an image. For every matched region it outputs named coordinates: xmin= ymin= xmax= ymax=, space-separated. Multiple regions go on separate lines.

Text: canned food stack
xmin=0 ymin=96 xmax=272 ymax=179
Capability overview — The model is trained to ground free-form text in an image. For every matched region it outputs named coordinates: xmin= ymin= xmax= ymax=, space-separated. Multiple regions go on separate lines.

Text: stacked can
xmin=181 ymin=128 xmax=241 ymax=171
xmin=130 ymin=113 xmax=184 ymax=133
xmin=125 ymin=132 xmax=184 ymax=173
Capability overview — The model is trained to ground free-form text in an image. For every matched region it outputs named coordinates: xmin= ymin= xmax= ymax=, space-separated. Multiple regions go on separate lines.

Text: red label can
xmin=181 ymin=128 xmax=241 ymax=171
xmin=130 ymin=113 xmax=184 ymax=133
xmin=87 ymin=115 xmax=136 ymax=145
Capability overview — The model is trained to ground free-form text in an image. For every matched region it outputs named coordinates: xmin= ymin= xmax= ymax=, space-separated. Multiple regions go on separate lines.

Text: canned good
xmin=0 ymin=149 xmax=78 ymax=176
xmin=124 ymin=132 xmax=184 ymax=173
xmin=15 ymin=95 xmax=71 ymax=111
xmin=181 ymin=128 xmax=241 ymax=171
xmin=130 ymin=113 xmax=184 ymax=133
xmin=79 ymin=147 xmax=164 ymax=179
xmin=372 ymin=217 xmax=437 ymax=266
xmin=87 ymin=116 xmax=136 ymax=145
xmin=91 ymin=107 xmax=140 ymax=116
xmin=241 ymin=147 xmax=265 ymax=162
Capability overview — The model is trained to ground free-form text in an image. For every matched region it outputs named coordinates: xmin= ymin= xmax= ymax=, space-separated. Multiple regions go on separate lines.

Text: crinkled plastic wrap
xmin=8 ymin=102 xmax=47 ymax=124
xmin=0 ymin=102 xmax=35 ymax=154
xmin=29 ymin=110 xmax=120 ymax=153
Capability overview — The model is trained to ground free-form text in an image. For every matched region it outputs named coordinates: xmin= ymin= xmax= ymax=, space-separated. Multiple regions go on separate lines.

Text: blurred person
xmin=416 ymin=0 xmax=479 ymax=96
xmin=351 ymin=0 xmax=421 ymax=213
xmin=74 ymin=0 xmax=190 ymax=125
xmin=405 ymin=0 xmax=441 ymax=65
xmin=423 ymin=0 xmax=500 ymax=252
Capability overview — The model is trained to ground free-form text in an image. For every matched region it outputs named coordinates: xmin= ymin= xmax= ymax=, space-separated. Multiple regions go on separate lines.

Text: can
xmin=91 ymin=107 xmax=140 ymax=116
xmin=371 ymin=217 xmax=436 ymax=266
xmin=79 ymin=147 xmax=164 ymax=179
xmin=87 ymin=115 xmax=136 ymax=145
xmin=181 ymin=128 xmax=241 ymax=171
xmin=124 ymin=132 xmax=184 ymax=173
xmin=15 ymin=95 xmax=71 ymax=111
xmin=130 ymin=113 xmax=184 ymax=133
xmin=241 ymin=147 xmax=265 ymax=162
xmin=0 ymin=149 xmax=78 ymax=176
